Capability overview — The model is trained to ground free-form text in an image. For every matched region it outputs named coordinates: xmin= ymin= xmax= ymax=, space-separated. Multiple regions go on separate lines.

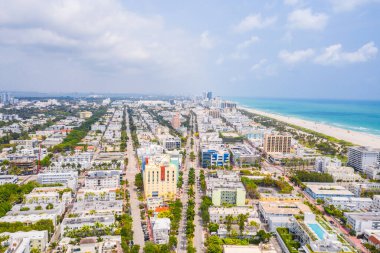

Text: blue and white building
xmin=201 ymin=145 xmax=230 ymax=168
xmin=304 ymin=183 xmax=354 ymax=200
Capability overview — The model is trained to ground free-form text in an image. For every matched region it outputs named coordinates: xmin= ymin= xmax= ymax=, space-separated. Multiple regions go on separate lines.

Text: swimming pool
xmin=307 ymin=223 xmax=326 ymax=240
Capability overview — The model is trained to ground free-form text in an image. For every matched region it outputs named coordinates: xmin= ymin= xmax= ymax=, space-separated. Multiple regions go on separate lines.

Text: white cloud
xmin=278 ymin=48 xmax=315 ymax=64
xmin=0 ymin=0 xmax=204 ymax=87
xmin=0 ymin=28 xmax=79 ymax=47
xmin=330 ymin=0 xmax=380 ymax=12
xmin=287 ymin=8 xmax=328 ymax=30
xmin=284 ymin=0 xmax=300 ymax=5
xmin=199 ymin=31 xmax=214 ymax=49
xmin=234 ymin=14 xmax=277 ymax=33
xmin=251 ymin=59 xmax=268 ymax=71
xmin=237 ymin=36 xmax=259 ymax=50
xmin=315 ymin=42 xmax=378 ymax=65
xmin=250 ymin=59 xmax=276 ymax=78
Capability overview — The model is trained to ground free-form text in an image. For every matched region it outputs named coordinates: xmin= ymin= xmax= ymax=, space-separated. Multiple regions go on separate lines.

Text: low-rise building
xmin=230 ymin=144 xmax=259 ymax=167
xmin=76 ymin=188 xmax=118 ymax=202
xmin=364 ymin=164 xmax=380 ymax=180
xmin=85 ymin=170 xmax=122 ymax=189
xmin=1 ymin=230 xmax=48 ymax=252
xmin=209 ymin=206 xmax=257 ymax=223
xmin=71 ymin=201 xmax=123 ymax=216
xmin=151 ymin=218 xmax=170 ymax=244
xmin=373 ymin=195 xmax=380 ymax=210
xmin=0 ymin=175 xmax=18 ymax=185
xmin=324 ymin=166 xmax=364 ymax=183
xmin=0 ymin=213 xmax=58 ymax=226
xmin=147 ymin=197 xmax=164 ymax=211
xmin=201 ymin=145 xmax=230 ymax=168
xmin=206 ymin=171 xmax=246 ymax=206
xmin=223 ymin=245 xmax=277 ymax=253
xmin=350 ymin=183 xmax=380 ymax=197
xmin=160 ymin=136 xmax=181 ymax=150
xmin=314 ymin=157 xmax=342 ymax=172
xmin=61 ymin=215 xmax=115 ymax=236
xmin=304 ymin=183 xmax=355 ymax=200
xmin=25 ymin=191 xmax=60 ymax=204
xmin=37 ymin=171 xmax=78 ymax=190
xmin=258 ymin=201 xmax=311 ymax=223
xmin=325 ymin=197 xmax=373 ymax=211
xmin=345 ymin=212 xmax=380 ymax=235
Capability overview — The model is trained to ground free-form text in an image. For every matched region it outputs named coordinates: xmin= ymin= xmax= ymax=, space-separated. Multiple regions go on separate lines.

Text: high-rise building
xmin=171 ymin=112 xmax=180 ymax=129
xmin=142 ymin=155 xmax=178 ymax=200
xmin=206 ymin=91 xmax=213 ymax=100
xmin=0 ymin=92 xmax=11 ymax=105
xmin=348 ymin=146 xmax=380 ymax=172
xmin=263 ymin=133 xmax=292 ymax=153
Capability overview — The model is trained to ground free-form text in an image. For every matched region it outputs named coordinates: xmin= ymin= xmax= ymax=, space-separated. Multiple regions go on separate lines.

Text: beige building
xmin=143 ymin=155 xmax=178 ymax=200
xmin=263 ymin=133 xmax=291 ymax=153
xmin=171 ymin=112 xmax=180 ymax=129
xmin=79 ymin=111 xmax=93 ymax=119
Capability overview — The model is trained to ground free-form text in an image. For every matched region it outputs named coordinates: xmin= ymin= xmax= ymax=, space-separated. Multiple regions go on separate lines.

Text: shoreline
xmin=240 ymin=106 xmax=380 ymax=148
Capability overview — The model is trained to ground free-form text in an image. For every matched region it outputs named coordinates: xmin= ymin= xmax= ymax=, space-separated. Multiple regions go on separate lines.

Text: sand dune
xmin=242 ymin=107 xmax=380 ymax=148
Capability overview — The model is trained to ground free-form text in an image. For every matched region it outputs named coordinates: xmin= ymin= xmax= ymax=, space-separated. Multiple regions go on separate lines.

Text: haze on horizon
xmin=0 ymin=0 xmax=379 ymax=99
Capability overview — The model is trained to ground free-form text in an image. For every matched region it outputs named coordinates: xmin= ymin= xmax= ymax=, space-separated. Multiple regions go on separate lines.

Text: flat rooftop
xmin=259 ymin=201 xmax=311 ymax=215
xmin=306 ymin=183 xmax=354 ymax=196
xmin=346 ymin=212 xmax=380 ymax=221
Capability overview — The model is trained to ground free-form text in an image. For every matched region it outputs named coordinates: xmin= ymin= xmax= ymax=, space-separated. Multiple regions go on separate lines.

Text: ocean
xmin=230 ymin=97 xmax=380 ymax=137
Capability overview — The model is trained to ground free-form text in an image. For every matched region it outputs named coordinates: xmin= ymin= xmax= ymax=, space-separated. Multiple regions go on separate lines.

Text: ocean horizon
xmin=228 ymin=97 xmax=380 ymax=137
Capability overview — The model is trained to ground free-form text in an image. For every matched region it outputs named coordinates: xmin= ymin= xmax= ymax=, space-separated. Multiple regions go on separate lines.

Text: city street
xmin=177 ymin=115 xmax=205 ymax=252
xmin=125 ymin=110 xmax=145 ymax=250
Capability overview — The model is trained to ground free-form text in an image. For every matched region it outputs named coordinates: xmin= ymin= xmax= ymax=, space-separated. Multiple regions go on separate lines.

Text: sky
xmin=0 ymin=0 xmax=379 ymax=99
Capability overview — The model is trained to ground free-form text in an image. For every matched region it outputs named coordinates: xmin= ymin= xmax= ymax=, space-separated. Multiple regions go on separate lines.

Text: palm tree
xmin=237 ymin=214 xmax=248 ymax=236
xmin=225 ymin=215 xmax=234 ymax=235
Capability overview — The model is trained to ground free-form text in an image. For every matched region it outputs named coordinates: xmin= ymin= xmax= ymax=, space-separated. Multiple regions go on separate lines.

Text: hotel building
xmin=263 ymin=133 xmax=291 ymax=154
xmin=142 ymin=155 xmax=178 ymax=200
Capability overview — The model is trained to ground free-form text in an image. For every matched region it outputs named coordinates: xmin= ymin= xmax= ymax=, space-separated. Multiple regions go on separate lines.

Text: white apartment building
xmin=147 ymin=197 xmax=164 ymax=211
xmin=160 ymin=136 xmax=181 ymax=150
xmin=209 ymin=207 xmax=257 ymax=223
xmin=1 ymin=230 xmax=49 ymax=252
xmin=348 ymin=146 xmax=380 ymax=172
xmin=0 ymin=175 xmax=18 ymax=185
xmin=345 ymin=212 xmax=380 ymax=235
xmin=364 ymin=164 xmax=380 ymax=180
xmin=76 ymin=188 xmax=118 ymax=202
xmin=373 ymin=195 xmax=380 ymax=210
xmin=71 ymin=201 xmax=123 ymax=216
xmin=350 ymin=183 xmax=380 ymax=197
xmin=58 ymin=152 xmax=94 ymax=168
xmin=152 ymin=218 xmax=171 ymax=244
xmin=314 ymin=156 xmax=342 ymax=172
xmin=37 ymin=171 xmax=78 ymax=190
xmin=25 ymin=192 xmax=60 ymax=204
xmin=324 ymin=166 xmax=364 ymax=183
xmin=0 ymin=213 xmax=58 ymax=226
xmin=325 ymin=197 xmax=373 ymax=211
xmin=85 ymin=170 xmax=121 ymax=189
xmin=61 ymin=215 xmax=115 ymax=236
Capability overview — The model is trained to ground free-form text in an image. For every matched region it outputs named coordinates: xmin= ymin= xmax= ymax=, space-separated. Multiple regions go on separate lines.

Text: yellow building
xmin=143 ymin=155 xmax=178 ymax=200
xmin=263 ymin=133 xmax=291 ymax=154
xmin=259 ymin=193 xmax=300 ymax=202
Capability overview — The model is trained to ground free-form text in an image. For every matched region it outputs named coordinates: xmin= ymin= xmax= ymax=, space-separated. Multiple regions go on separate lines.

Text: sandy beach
xmin=241 ymin=107 xmax=380 ymax=148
